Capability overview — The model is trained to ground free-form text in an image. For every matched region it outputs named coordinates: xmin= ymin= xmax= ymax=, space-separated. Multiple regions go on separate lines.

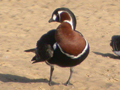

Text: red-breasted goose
xmin=32 ymin=8 xmax=89 ymax=85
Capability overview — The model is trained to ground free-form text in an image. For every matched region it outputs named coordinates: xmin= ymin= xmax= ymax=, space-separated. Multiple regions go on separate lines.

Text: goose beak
xmin=48 ymin=18 xmax=53 ymax=23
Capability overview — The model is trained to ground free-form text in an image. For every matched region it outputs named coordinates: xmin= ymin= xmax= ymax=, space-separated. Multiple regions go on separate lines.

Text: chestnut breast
xmin=55 ymin=22 xmax=86 ymax=56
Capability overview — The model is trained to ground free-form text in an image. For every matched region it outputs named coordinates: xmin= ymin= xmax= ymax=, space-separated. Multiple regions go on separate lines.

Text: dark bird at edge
xmin=110 ymin=35 xmax=120 ymax=56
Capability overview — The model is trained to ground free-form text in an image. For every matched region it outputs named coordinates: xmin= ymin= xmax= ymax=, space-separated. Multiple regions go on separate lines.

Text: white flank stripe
xmin=113 ymin=51 xmax=120 ymax=56
xmin=53 ymin=43 xmax=57 ymax=50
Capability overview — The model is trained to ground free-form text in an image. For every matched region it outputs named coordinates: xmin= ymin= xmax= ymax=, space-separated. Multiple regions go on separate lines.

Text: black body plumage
xmin=32 ymin=30 xmax=56 ymax=63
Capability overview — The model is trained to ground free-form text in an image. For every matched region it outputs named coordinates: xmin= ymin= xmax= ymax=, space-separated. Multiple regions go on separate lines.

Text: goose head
xmin=49 ymin=8 xmax=76 ymax=30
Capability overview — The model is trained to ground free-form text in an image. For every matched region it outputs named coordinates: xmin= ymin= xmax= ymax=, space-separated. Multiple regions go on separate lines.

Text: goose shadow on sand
xmin=0 ymin=73 xmax=59 ymax=85
xmin=93 ymin=52 xmax=120 ymax=59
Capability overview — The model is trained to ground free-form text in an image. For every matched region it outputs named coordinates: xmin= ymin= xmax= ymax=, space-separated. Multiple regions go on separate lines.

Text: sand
xmin=0 ymin=0 xmax=120 ymax=90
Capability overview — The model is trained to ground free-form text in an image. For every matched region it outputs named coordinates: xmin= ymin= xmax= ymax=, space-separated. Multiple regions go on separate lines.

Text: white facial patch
xmin=58 ymin=11 xmax=63 ymax=15
xmin=53 ymin=14 xmax=57 ymax=20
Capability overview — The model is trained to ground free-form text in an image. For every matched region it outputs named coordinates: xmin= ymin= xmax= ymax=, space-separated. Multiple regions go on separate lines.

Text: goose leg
xmin=65 ymin=67 xmax=73 ymax=85
xmin=49 ymin=66 xmax=54 ymax=86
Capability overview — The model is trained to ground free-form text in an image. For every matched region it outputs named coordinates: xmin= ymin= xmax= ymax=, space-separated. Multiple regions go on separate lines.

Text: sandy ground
xmin=0 ymin=0 xmax=120 ymax=90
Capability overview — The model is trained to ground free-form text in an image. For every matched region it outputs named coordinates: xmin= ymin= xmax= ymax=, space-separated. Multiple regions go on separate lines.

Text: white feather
xmin=53 ymin=14 xmax=57 ymax=20
xmin=113 ymin=51 xmax=120 ymax=56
